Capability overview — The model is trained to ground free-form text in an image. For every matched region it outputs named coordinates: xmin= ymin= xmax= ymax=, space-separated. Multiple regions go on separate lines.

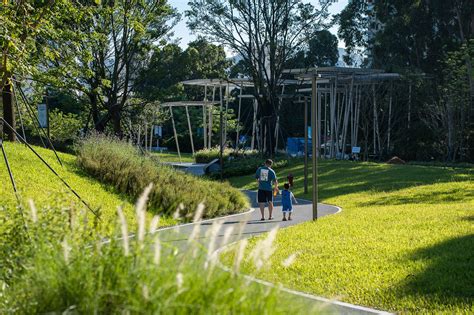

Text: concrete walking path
xmin=157 ymin=190 xmax=392 ymax=314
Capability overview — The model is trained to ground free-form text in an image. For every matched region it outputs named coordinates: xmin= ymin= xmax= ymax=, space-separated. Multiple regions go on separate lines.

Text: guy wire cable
xmin=0 ymin=124 xmax=30 ymax=234
xmin=15 ymin=83 xmax=63 ymax=167
xmin=1 ymin=118 xmax=101 ymax=220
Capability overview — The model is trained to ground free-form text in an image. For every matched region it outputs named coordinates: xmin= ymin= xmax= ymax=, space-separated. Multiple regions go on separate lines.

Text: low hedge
xmin=76 ymin=135 xmax=249 ymax=219
xmin=194 ymin=147 xmax=259 ymax=164
xmin=195 ymin=147 xmax=289 ymax=178
xmin=211 ymin=157 xmax=289 ymax=179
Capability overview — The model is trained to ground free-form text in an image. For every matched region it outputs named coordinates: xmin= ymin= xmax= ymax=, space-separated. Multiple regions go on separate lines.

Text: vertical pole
xmin=137 ymin=125 xmax=141 ymax=148
xmin=274 ymin=84 xmax=285 ymax=153
xmin=235 ymin=83 xmax=243 ymax=150
xmin=145 ymin=123 xmax=148 ymax=152
xmin=185 ymin=106 xmax=195 ymax=155
xmin=149 ymin=124 xmax=153 ymax=151
xmin=373 ymin=84 xmax=377 ymax=155
xmin=209 ymin=86 xmax=216 ymax=148
xmin=203 ymin=85 xmax=208 ymax=149
xmin=0 ymin=139 xmax=18 ymax=195
xmin=304 ymin=96 xmax=308 ymax=195
xmin=311 ymin=74 xmax=318 ymax=221
xmin=317 ymin=90 xmax=321 ymax=157
xmin=169 ymin=107 xmax=181 ymax=162
xmin=224 ymin=83 xmax=229 ymax=144
xmin=219 ymin=85 xmax=224 ymax=181
xmin=251 ymin=98 xmax=258 ymax=150
xmin=387 ymin=82 xmax=393 ymax=154
xmin=408 ymin=83 xmax=412 ymax=130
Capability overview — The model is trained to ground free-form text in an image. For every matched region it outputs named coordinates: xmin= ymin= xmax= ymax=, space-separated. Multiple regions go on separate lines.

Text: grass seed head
xmin=117 ymin=206 xmax=129 ymax=256
xmin=28 ymin=199 xmax=37 ymax=223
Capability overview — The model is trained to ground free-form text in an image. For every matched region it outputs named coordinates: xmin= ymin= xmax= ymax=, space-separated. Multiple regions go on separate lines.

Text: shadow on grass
xmin=396 ymin=235 xmax=474 ymax=306
xmin=312 ymin=162 xmax=472 ymax=201
xmin=358 ymin=185 xmax=474 ymax=206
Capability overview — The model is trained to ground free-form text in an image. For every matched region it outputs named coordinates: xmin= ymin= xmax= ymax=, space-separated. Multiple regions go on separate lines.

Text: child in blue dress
xmin=281 ymin=183 xmax=297 ymax=221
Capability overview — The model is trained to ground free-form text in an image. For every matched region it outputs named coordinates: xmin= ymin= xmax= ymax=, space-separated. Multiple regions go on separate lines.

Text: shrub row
xmin=195 ymin=147 xmax=289 ymax=179
xmin=194 ymin=147 xmax=259 ymax=163
xmin=76 ymin=135 xmax=249 ymax=218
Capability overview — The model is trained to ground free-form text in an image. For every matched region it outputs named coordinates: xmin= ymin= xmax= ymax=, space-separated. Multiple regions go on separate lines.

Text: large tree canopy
xmin=186 ymin=0 xmax=333 ymax=155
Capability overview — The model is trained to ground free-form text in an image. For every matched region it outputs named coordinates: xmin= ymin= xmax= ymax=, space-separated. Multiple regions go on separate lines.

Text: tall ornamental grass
xmin=0 ymin=190 xmax=323 ymax=314
xmin=76 ymin=135 xmax=249 ymax=219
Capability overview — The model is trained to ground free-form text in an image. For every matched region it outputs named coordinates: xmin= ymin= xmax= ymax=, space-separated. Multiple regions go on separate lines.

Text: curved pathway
xmin=157 ymin=191 xmax=392 ymax=315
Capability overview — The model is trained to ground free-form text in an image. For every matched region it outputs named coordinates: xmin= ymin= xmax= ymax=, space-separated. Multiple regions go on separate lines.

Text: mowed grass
xmin=151 ymin=151 xmax=194 ymax=163
xmin=227 ymin=160 xmax=474 ymax=313
xmin=0 ymin=142 xmax=175 ymax=233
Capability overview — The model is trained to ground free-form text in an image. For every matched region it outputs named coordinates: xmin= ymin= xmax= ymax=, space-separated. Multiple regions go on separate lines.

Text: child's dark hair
xmin=284 ymin=183 xmax=290 ymax=189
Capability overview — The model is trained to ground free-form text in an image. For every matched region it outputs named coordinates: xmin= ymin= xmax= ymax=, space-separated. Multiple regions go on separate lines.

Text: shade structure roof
xmin=180 ymin=77 xmax=302 ymax=88
xmin=160 ymin=101 xmax=220 ymax=107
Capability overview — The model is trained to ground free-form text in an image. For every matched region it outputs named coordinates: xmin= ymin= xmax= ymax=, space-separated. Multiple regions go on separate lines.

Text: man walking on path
xmin=255 ymin=159 xmax=278 ymax=220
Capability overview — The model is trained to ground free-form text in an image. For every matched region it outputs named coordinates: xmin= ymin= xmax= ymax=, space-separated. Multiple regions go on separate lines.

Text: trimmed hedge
xmin=76 ymin=135 xmax=249 ymax=219
xmin=194 ymin=147 xmax=259 ymax=163
xmin=195 ymin=147 xmax=289 ymax=178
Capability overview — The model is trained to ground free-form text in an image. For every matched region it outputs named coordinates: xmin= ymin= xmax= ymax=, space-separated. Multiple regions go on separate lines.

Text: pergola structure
xmin=160 ymin=78 xmax=302 ymax=179
xmin=284 ymin=67 xmax=401 ymax=220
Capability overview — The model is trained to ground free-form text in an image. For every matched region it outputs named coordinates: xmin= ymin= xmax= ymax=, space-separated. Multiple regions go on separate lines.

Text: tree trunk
xmin=112 ymin=105 xmax=122 ymax=137
xmin=2 ymin=79 xmax=16 ymax=141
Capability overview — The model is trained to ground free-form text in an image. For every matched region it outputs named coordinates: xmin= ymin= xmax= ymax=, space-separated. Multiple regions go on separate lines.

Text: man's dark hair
xmin=284 ymin=183 xmax=290 ymax=189
xmin=265 ymin=159 xmax=273 ymax=166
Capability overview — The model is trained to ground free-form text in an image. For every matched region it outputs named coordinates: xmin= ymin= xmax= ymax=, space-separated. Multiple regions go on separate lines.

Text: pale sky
xmin=168 ymin=0 xmax=349 ymax=50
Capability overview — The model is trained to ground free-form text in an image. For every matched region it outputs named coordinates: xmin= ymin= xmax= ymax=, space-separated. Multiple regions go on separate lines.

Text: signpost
xmin=37 ymin=103 xmax=49 ymax=139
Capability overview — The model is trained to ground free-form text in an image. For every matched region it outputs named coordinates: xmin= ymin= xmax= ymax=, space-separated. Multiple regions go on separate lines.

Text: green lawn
xmin=226 ymin=160 xmax=474 ymax=313
xmin=151 ymin=151 xmax=194 ymax=163
xmin=0 ymin=142 xmax=175 ymax=233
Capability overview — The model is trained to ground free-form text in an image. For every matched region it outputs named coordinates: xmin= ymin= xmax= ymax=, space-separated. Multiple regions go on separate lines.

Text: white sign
xmin=352 ymin=146 xmax=361 ymax=154
xmin=37 ymin=104 xmax=48 ymax=128
xmin=154 ymin=125 xmax=162 ymax=137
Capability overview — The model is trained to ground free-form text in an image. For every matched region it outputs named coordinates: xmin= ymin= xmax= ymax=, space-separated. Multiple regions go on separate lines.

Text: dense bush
xmin=76 ymin=135 xmax=249 ymax=218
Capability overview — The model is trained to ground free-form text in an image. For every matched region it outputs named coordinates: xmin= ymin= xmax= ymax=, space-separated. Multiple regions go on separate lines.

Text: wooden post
xmin=304 ymin=96 xmax=308 ymax=195
xmin=185 ymin=106 xmax=195 ymax=155
xmin=169 ymin=107 xmax=181 ymax=162
xmin=311 ymin=74 xmax=318 ymax=220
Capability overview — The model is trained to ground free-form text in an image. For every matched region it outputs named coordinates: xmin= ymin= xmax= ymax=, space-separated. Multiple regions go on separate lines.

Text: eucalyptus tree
xmin=42 ymin=0 xmax=179 ymax=136
xmin=187 ymin=0 xmax=333 ymax=155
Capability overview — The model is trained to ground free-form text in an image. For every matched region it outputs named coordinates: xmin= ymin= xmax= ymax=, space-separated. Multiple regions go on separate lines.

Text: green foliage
xmin=0 ymin=198 xmax=320 ymax=313
xmin=285 ymin=30 xmax=339 ymax=68
xmin=0 ymin=142 xmax=171 ymax=235
xmin=226 ymin=160 xmax=474 ymax=313
xmin=194 ymin=147 xmax=259 ymax=163
xmin=23 ymin=109 xmax=83 ymax=143
xmin=76 ymin=135 xmax=249 ymax=218
xmin=194 ymin=147 xmax=288 ymax=178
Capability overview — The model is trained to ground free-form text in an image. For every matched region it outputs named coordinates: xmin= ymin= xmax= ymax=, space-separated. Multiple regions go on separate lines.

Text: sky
xmin=168 ymin=0 xmax=349 ymax=51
